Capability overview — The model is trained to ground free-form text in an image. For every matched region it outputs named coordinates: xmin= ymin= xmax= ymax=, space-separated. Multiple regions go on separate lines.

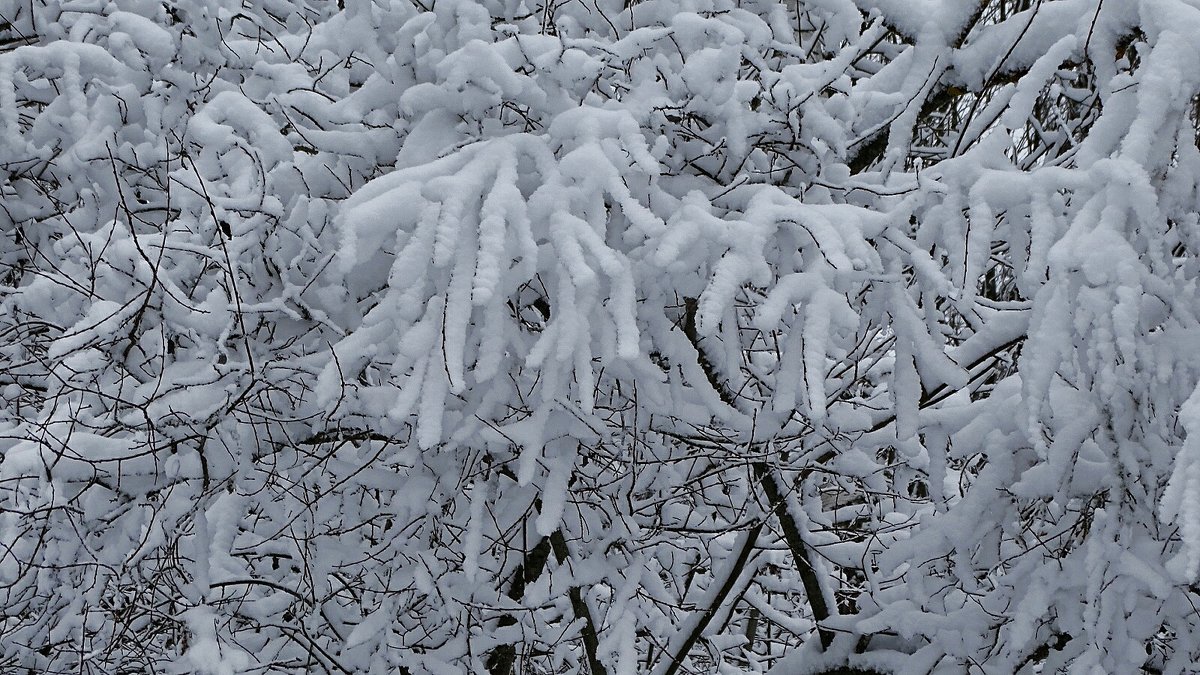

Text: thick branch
xmin=549 ymin=531 xmax=608 ymax=675
xmin=679 ymin=298 xmax=835 ymax=650
xmin=655 ymin=522 xmax=764 ymax=675
xmin=486 ymin=534 xmax=555 ymax=675
xmin=754 ymin=462 xmax=835 ymax=649
xmin=487 ymin=528 xmax=608 ymax=675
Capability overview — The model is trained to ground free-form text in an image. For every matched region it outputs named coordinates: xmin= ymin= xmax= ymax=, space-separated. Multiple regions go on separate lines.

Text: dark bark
xmin=485 ymin=534 xmax=555 ymax=675
xmin=486 ymin=528 xmax=608 ymax=675
xmin=754 ymin=461 xmax=835 ymax=649
xmin=679 ymin=298 xmax=835 ymax=650
xmin=549 ymin=531 xmax=608 ymax=675
xmin=658 ymin=523 xmax=764 ymax=675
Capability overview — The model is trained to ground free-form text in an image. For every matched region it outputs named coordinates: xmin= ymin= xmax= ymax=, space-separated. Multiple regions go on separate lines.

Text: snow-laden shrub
xmin=2 ymin=0 xmax=1200 ymax=673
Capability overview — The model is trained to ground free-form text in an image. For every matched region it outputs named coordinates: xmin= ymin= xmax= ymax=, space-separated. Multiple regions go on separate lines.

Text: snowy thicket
xmin=2 ymin=0 xmax=1200 ymax=673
